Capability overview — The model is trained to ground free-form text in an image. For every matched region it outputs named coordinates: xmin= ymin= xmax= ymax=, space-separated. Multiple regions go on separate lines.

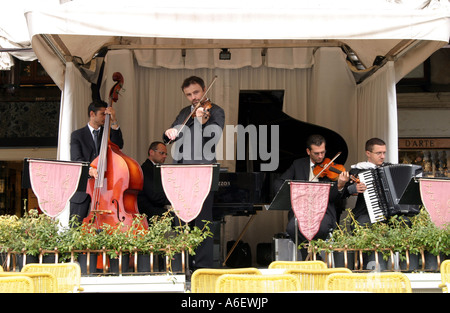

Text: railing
xmin=1 ymin=247 xmax=187 ymax=275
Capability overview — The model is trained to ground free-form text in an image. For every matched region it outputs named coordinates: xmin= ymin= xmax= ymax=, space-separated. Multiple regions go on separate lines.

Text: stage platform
xmin=79 ymin=271 xmax=442 ymax=293
xmin=80 ymin=274 xmax=186 ymax=293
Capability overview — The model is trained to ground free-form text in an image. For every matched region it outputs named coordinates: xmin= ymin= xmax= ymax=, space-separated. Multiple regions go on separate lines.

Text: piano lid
xmin=236 ymin=90 xmax=348 ymax=173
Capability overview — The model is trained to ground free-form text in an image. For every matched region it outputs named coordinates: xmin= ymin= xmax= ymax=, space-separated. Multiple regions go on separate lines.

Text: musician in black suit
xmin=137 ymin=141 xmax=170 ymax=220
xmin=163 ymin=76 xmax=225 ymax=269
xmin=342 ymin=137 xmax=389 ymax=226
xmin=274 ymin=134 xmax=349 ymax=249
xmin=69 ymin=100 xmax=123 ymax=225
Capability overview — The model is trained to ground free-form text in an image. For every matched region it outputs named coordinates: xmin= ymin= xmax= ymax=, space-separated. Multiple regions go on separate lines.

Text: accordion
xmin=358 ymin=164 xmax=423 ymax=223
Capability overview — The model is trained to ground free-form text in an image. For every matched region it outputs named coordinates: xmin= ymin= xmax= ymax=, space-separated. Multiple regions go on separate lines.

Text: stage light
xmin=219 ymin=48 xmax=231 ymax=60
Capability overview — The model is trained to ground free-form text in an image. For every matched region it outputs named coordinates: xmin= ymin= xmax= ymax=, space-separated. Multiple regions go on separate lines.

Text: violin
xmin=191 ymin=98 xmax=212 ymax=120
xmin=313 ymin=153 xmax=360 ymax=183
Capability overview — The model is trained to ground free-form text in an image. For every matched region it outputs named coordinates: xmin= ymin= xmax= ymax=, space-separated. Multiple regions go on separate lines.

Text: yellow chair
xmin=0 ymin=276 xmax=34 ymax=293
xmin=284 ymin=268 xmax=352 ymax=291
xmin=268 ymin=260 xmax=327 ymax=270
xmin=0 ymin=272 xmax=57 ymax=293
xmin=21 ymin=263 xmax=83 ymax=293
xmin=216 ymin=274 xmax=300 ymax=293
xmin=325 ymin=272 xmax=412 ymax=293
xmin=191 ymin=267 xmax=262 ymax=293
xmin=438 ymin=259 xmax=450 ymax=293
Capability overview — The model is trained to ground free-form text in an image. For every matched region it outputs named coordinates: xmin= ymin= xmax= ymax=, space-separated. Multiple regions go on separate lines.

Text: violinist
xmin=273 ymin=134 xmax=349 ymax=258
xmin=163 ymin=75 xmax=225 ymax=269
xmin=69 ymin=100 xmax=124 ymax=225
xmin=164 ymin=75 xmax=225 ymax=163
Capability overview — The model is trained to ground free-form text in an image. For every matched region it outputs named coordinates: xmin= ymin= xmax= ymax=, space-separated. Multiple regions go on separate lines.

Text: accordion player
xmin=346 ymin=164 xmax=423 ymax=224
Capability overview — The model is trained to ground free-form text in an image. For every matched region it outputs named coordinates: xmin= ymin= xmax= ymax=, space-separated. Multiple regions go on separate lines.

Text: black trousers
xmin=189 ymin=192 xmax=214 ymax=269
xmin=173 ymin=191 xmax=215 ymax=269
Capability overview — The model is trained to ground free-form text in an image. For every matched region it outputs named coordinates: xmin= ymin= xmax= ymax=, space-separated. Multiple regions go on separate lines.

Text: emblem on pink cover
xmin=290 ymin=181 xmax=331 ymax=241
xmin=160 ymin=165 xmax=213 ymax=223
xmin=29 ymin=160 xmax=83 ymax=217
xmin=419 ymin=178 xmax=450 ymax=229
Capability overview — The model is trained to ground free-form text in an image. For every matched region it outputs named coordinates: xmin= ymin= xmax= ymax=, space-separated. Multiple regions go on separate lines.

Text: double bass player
xmin=69 ymin=99 xmax=123 ymax=225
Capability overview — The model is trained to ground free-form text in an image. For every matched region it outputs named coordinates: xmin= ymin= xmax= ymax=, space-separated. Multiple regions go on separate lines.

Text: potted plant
xmin=62 ymin=220 xmax=101 ymax=274
xmin=409 ymin=209 xmax=449 ymax=271
xmin=0 ymin=214 xmax=20 ymax=269
xmin=96 ymin=219 xmax=140 ymax=274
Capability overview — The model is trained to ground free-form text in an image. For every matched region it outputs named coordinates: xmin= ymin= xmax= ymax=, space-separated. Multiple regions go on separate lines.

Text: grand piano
xmin=212 ymin=90 xmax=348 ymax=220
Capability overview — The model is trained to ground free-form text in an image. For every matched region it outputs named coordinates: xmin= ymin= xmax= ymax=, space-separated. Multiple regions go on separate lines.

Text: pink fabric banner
xmin=290 ymin=181 xmax=331 ymax=241
xmin=160 ymin=165 xmax=213 ymax=223
xmin=419 ymin=178 xmax=450 ymax=229
xmin=29 ymin=160 xmax=83 ymax=217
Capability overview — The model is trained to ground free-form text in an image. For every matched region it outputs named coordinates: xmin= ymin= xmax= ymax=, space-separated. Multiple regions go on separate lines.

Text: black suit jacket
xmin=163 ymin=103 xmax=225 ymax=164
xmin=137 ymin=159 xmax=170 ymax=218
xmin=70 ymin=125 xmax=124 ymax=204
xmin=274 ymin=157 xmax=341 ymax=224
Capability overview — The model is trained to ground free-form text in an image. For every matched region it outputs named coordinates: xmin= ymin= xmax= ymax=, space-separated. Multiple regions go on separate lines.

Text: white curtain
xmin=56 ymin=61 xmax=91 ymax=227
xmin=57 ymin=62 xmax=91 ymax=161
xmin=309 ymin=48 xmax=358 ymax=166
xmin=356 ymin=61 xmax=399 ymax=164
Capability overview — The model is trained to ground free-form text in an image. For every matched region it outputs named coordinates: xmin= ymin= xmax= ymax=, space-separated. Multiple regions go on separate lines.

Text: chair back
xmin=284 ymin=268 xmax=352 ymax=291
xmin=21 ymin=263 xmax=83 ymax=292
xmin=268 ymin=260 xmax=327 ymax=270
xmin=439 ymin=259 xmax=450 ymax=293
xmin=0 ymin=276 xmax=34 ymax=293
xmin=325 ymin=272 xmax=412 ymax=293
xmin=215 ymin=274 xmax=300 ymax=293
xmin=0 ymin=272 xmax=57 ymax=293
xmin=191 ymin=267 xmax=261 ymax=293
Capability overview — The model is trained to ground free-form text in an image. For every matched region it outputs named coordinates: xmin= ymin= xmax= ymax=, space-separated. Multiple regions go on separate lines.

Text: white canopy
xmin=17 ymin=0 xmax=450 ymax=170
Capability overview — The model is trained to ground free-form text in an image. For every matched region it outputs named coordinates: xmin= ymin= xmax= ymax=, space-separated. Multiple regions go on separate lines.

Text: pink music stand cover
xmin=290 ymin=181 xmax=331 ymax=241
xmin=419 ymin=178 xmax=450 ymax=229
xmin=28 ymin=160 xmax=83 ymax=217
xmin=160 ymin=165 xmax=213 ymax=223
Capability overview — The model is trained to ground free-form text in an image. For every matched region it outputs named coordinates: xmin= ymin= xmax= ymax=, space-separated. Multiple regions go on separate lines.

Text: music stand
xmin=22 ymin=158 xmax=90 ymax=192
xmin=154 ymin=163 xmax=220 ymax=274
xmin=268 ymin=180 xmax=334 ymax=261
xmin=267 ymin=180 xmax=299 ymax=260
xmin=398 ymin=177 xmax=422 ymax=205
xmin=22 ymin=158 xmax=90 ymax=218
xmin=154 ymin=163 xmax=220 ymax=193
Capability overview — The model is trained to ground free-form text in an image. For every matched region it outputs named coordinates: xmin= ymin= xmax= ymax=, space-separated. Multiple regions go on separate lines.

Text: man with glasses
xmin=274 ymin=134 xmax=349 ymax=258
xmin=343 ymin=137 xmax=390 ymax=225
xmin=137 ymin=141 xmax=170 ymax=220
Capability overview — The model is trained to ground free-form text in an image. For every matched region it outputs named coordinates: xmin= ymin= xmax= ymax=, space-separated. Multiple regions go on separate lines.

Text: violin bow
xmin=312 ymin=151 xmax=342 ymax=181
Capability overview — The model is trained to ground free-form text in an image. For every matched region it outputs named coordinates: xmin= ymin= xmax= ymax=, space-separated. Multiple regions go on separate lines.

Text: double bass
xmin=84 ymin=72 xmax=148 ymax=229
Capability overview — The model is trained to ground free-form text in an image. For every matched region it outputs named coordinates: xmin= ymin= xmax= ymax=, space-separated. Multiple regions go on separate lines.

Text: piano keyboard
xmin=359 ymin=170 xmax=386 ymax=223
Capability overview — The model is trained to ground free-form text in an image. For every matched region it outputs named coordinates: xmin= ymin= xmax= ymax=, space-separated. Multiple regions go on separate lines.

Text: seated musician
xmin=341 ymin=137 xmax=390 ymax=226
xmin=137 ymin=141 xmax=170 ymax=221
xmin=274 ymin=134 xmax=349 ymax=258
